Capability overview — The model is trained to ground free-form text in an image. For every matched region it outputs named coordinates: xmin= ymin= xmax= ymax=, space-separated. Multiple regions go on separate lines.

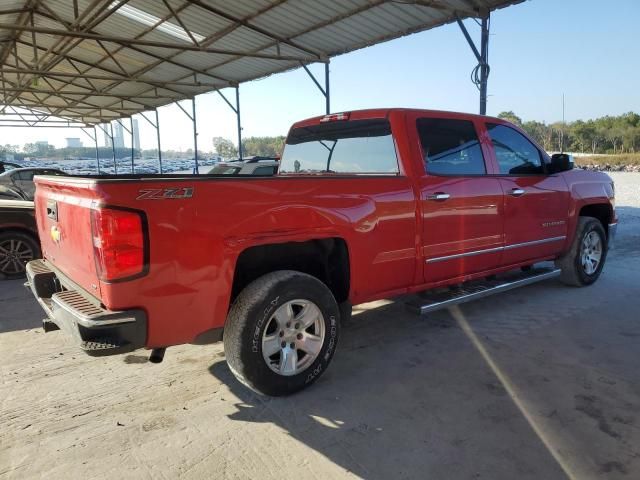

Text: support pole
xmin=301 ymin=62 xmax=330 ymax=114
xmin=325 ymin=62 xmax=330 ymax=114
xmin=479 ymin=15 xmax=490 ymax=116
xmin=93 ymin=126 xmax=100 ymax=174
xmin=109 ymin=122 xmax=117 ymax=174
xmin=130 ymin=117 xmax=135 ymax=173
xmin=456 ymin=14 xmax=491 ymax=115
xmin=192 ymin=98 xmax=199 ymax=173
xmin=236 ymin=87 xmax=242 ymax=160
xmin=155 ymin=108 xmax=163 ymax=173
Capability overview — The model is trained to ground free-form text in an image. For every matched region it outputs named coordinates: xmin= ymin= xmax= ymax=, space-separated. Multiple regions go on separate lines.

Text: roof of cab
xmin=290 ymin=108 xmax=507 ymax=130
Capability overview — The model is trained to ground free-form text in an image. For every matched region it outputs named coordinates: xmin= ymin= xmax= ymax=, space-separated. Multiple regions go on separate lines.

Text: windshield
xmin=280 ymin=119 xmax=399 ymax=174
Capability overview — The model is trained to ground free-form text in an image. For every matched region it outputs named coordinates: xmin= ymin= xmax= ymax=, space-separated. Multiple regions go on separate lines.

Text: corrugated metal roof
xmin=0 ymin=0 xmax=523 ymax=126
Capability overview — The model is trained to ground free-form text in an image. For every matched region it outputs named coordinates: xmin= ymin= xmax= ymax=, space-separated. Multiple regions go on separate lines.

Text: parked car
xmin=0 ymin=199 xmax=40 ymax=278
xmin=207 ymin=156 xmax=279 ymax=175
xmin=26 ymin=108 xmax=616 ymax=396
xmin=0 ymin=161 xmax=22 ymax=173
xmin=0 ymin=167 xmax=65 ymax=200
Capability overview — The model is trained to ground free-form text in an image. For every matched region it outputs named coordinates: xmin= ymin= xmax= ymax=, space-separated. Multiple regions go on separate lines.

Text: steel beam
xmin=456 ymin=14 xmax=490 ymax=115
xmin=236 ymin=87 xmax=242 ymax=160
xmin=130 ymin=117 xmax=135 ymax=173
xmin=302 ymin=62 xmax=331 ymax=114
xmin=109 ymin=122 xmax=117 ymax=174
xmin=0 ymin=23 xmax=321 ymax=62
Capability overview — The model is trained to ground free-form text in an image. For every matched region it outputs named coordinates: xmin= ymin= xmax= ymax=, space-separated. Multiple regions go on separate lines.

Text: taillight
xmin=90 ymin=207 xmax=147 ymax=282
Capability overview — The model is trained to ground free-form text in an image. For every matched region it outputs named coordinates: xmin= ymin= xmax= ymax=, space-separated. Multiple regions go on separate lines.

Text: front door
xmin=413 ymin=115 xmax=504 ymax=283
xmin=484 ymin=123 xmax=570 ymax=265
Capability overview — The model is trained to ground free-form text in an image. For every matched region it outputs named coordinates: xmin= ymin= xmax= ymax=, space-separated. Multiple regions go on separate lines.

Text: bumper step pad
xmin=406 ymin=266 xmax=561 ymax=315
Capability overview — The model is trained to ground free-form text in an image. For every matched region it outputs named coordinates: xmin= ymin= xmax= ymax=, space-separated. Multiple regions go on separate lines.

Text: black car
xmin=0 ymin=167 xmax=65 ymax=201
xmin=0 ymin=160 xmax=22 ymax=173
xmin=0 ymin=199 xmax=40 ymax=278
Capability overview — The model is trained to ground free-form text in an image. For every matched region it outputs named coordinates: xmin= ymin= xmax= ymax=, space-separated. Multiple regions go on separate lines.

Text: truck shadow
xmin=0 ymin=278 xmax=42 ymax=334
xmin=208 ymin=298 xmax=568 ymax=479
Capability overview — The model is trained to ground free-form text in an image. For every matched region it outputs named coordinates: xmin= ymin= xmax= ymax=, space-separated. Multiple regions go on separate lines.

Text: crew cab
xmin=26 ymin=109 xmax=617 ymax=396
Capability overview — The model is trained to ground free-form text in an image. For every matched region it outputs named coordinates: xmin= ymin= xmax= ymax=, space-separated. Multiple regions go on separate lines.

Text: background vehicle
xmin=0 ymin=199 xmax=40 ymax=279
xmin=0 ymin=168 xmax=65 ymax=200
xmin=0 ymin=161 xmax=22 ymax=173
xmin=26 ymin=109 xmax=616 ymax=396
xmin=207 ymin=156 xmax=279 ymax=175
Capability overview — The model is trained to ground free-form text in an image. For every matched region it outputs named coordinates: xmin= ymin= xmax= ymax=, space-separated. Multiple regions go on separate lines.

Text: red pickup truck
xmin=26 ymin=109 xmax=617 ymax=396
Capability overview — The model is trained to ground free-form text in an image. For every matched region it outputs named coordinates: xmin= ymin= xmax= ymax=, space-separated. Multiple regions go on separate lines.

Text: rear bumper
xmin=608 ymin=222 xmax=618 ymax=249
xmin=26 ymin=259 xmax=147 ymax=356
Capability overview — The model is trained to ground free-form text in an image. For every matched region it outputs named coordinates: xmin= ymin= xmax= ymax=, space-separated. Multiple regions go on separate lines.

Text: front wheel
xmin=224 ymin=271 xmax=340 ymax=396
xmin=556 ymin=216 xmax=607 ymax=286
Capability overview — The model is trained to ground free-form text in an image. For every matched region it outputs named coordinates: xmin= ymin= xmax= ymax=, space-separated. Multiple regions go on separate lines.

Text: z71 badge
xmin=136 ymin=187 xmax=194 ymax=200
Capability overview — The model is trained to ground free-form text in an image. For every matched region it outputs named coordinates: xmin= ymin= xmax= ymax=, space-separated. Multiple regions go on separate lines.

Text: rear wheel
xmin=556 ymin=216 xmax=607 ymax=286
xmin=224 ymin=270 xmax=340 ymax=396
xmin=0 ymin=231 xmax=40 ymax=279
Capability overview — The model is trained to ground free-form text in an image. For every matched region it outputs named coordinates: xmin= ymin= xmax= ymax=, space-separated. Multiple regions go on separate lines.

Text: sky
xmin=2 ymin=0 xmax=639 ymax=151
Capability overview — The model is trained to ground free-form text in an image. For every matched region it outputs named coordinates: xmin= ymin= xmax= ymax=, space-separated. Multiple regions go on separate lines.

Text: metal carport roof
xmin=0 ymin=0 xmax=523 ymax=127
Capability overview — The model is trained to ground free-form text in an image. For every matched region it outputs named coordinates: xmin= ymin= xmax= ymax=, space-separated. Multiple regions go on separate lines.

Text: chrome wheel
xmin=581 ymin=230 xmax=602 ymax=275
xmin=261 ymin=299 xmax=325 ymax=376
xmin=0 ymin=238 xmax=34 ymax=275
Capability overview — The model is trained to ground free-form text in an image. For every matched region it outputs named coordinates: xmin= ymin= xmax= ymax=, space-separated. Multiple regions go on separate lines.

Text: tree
xmin=241 ymin=136 xmax=285 ymax=157
xmin=212 ymin=137 xmax=238 ymax=159
xmin=497 ymin=111 xmax=523 ymax=127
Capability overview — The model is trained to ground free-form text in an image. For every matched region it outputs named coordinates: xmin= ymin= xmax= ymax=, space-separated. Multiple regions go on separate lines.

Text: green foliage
xmin=212 ymin=136 xmax=238 ymax=159
xmin=497 ymin=111 xmax=523 ymax=127
xmin=510 ymin=111 xmax=640 ymax=154
xmin=241 ymin=136 xmax=285 ymax=157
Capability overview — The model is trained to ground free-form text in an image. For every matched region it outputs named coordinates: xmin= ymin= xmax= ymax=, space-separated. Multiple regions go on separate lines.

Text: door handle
xmin=426 ymin=192 xmax=450 ymax=201
xmin=509 ymin=188 xmax=525 ymax=197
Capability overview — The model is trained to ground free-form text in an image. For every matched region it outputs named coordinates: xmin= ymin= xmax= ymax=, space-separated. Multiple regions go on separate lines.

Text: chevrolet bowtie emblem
xmin=50 ymin=225 xmax=61 ymax=244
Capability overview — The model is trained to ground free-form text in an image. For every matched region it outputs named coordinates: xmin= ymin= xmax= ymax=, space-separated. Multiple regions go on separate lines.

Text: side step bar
xmin=406 ymin=267 xmax=561 ymax=315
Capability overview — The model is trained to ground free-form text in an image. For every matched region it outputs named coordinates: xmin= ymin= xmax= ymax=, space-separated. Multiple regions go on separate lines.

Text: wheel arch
xmin=231 ymin=237 xmax=350 ymax=305
xmin=578 ymin=203 xmax=614 ymax=238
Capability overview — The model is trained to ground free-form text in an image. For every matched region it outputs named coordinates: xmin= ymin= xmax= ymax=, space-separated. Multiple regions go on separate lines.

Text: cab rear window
xmin=280 ymin=119 xmax=399 ymax=174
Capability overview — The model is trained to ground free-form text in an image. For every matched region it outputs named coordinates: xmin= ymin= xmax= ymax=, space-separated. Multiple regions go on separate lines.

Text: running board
xmin=406 ymin=267 xmax=561 ymax=315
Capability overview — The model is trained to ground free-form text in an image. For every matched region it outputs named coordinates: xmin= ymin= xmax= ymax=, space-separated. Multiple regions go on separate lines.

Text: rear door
xmin=483 ymin=123 xmax=569 ymax=265
xmin=13 ymin=170 xmax=36 ymax=199
xmin=410 ymin=114 xmax=504 ymax=283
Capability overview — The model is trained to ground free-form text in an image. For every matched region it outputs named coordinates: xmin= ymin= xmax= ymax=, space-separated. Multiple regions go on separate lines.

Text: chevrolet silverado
xmin=26 ymin=109 xmax=617 ymax=396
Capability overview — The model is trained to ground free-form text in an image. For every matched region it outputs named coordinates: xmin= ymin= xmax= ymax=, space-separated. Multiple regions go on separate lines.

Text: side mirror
xmin=549 ymin=153 xmax=573 ymax=173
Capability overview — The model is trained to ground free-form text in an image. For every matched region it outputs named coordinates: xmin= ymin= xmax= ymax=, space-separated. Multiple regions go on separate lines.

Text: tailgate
xmin=34 ymin=176 xmax=102 ymax=298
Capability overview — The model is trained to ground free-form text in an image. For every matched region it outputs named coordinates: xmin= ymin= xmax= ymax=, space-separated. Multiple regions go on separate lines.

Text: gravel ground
xmin=1 ymin=172 xmax=639 ymax=480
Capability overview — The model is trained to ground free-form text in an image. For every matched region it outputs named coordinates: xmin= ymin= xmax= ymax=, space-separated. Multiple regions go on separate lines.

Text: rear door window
xmin=280 ymin=119 xmax=399 ymax=174
xmin=417 ymin=118 xmax=486 ymax=175
xmin=486 ymin=123 xmax=544 ymax=175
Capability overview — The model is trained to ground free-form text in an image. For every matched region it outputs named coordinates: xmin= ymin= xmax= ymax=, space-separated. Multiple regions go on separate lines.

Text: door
xmin=484 ymin=123 xmax=570 ymax=265
xmin=13 ymin=170 xmax=36 ymax=199
xmin=414 ymin=116 xmax=504 ymax=283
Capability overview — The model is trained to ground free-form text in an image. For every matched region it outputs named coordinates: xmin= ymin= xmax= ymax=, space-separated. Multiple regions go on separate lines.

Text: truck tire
xmin=0 ymin=231 xmax=40 ymax=279
xmin=224 ymin=270 xmax=340 ymax=396
xmin=555 ymin=216 xmax=607 ymax=287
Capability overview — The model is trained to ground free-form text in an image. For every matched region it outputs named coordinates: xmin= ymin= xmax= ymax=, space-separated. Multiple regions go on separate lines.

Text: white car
xmin=207 ymin=156 xmax=279 ymax=176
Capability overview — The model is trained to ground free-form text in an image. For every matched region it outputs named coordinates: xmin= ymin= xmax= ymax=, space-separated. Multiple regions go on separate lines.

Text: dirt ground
xmin=1 ymin=172 xmax=640 ymax=480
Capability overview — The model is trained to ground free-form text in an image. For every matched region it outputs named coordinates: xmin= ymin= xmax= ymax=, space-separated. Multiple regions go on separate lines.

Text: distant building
xmin=113 ymin=122 xmax=125 ymax=149
xmin=103 ymin=129 xmax=110 ymax=148
xmin=132 ymin=119 xmax=140 ymax=151
xmin=65 ymin=137 xmax=82 ymax=148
